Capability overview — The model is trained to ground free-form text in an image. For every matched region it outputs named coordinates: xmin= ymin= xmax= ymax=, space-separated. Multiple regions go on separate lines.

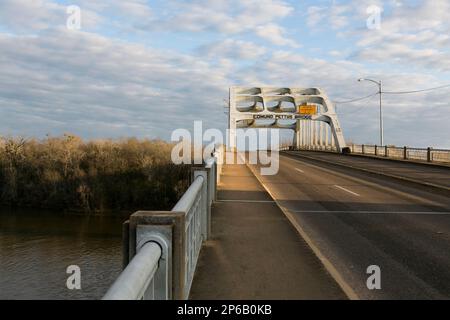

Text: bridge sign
xmin=298 ymin=105 xmax=317 ymax=115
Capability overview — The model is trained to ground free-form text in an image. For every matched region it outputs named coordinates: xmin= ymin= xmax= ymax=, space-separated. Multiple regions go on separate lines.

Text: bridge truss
xmin=228 ymin=86 xmax=347 ymax=152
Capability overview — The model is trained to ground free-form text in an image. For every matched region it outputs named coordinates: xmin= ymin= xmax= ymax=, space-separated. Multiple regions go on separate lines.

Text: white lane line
xmin=281 ymin=154 xmax=448 ymax=209
xmin=334 ymin=185 xmax=360 ymax=196
xmin=295 ymin=168 xmax=304 ymax=173
xmin=292 ymin=210 xmax=450 ymax=215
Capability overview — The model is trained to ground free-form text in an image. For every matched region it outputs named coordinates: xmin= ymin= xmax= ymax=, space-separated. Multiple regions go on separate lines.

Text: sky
xmin=0 ymin=0 xmax=449 ymax=148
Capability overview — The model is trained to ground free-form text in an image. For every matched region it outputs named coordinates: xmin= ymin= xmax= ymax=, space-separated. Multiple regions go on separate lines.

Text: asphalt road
xmin=288 ymin=151 xmax=450 ymax=188
xmin=249 ymin=152 xmax=450 ymax=299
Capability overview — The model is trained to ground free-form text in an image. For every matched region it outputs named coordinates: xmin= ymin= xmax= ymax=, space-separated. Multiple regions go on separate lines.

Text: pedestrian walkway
xmin=189 ymin=163 xmax=346 ymax=299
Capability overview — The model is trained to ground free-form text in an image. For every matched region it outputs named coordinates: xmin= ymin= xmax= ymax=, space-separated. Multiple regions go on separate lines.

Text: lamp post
xmin=358 ymin=78 xmax=383 ymax=146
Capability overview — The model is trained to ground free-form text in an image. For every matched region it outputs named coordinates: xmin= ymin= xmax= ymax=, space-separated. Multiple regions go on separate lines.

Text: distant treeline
xmin=0 ymin=135 xmax=191 ymax=213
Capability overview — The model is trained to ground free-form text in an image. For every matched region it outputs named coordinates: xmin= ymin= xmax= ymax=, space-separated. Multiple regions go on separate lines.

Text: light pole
xmin=358 ymin=78 xmax=383 ymax=146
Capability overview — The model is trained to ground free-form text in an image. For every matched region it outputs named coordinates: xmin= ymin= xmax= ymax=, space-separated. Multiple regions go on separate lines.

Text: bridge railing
xmin=280 ymin=145 xmax=338 ymax=152
xmin=350 ymin=144 xmax=450 ymax=164
xmin=103 ymin=146 xmax=223 ymax=300
xmin=298 ymin=145 xmax=338 ymax=152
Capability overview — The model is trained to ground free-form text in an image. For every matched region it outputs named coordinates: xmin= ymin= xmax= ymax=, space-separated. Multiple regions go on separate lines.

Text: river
xmin=0 ymin=208 xmax=126 ymax=300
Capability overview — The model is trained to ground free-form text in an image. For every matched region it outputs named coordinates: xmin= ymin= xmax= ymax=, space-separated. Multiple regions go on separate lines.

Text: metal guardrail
xmin=280 ymin=145 xmax=337 ymax=152
xmin=173 ymin=174 xmax=206 ymax=298
xmin=350 ymin=144 xmax=450 ymax=164
xmin=297 ymin=145 xmax=337 ymax=152
xmin=103 ymin=242 xmax=161 ymax=300
xmin=103 ymin=146 xmax=223 ymax=300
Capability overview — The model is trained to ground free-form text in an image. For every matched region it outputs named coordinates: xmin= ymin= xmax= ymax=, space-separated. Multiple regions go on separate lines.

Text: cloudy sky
xmin=0 ymin=0 xmax=449 ymax=148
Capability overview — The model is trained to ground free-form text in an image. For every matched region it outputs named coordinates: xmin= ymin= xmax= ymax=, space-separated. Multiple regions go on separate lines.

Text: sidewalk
xmin=189 ymin=163 xmax=346 ymax=299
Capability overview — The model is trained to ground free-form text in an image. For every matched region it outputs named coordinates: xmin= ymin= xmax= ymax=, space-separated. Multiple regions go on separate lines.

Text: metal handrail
xmin=103 ymin=177 xmax=206 ymax=301
xmin=179 ymin=174 xmax=206 ymax=298
xmin=103 ymin=242 xmax=161 ymax=300
xmin=173 ymin=175 xmax=204 ymax=212
xmin=103 ymin=146 xmax=224 ymax=300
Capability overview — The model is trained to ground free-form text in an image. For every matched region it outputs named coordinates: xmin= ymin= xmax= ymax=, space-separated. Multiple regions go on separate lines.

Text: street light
xmin=358 ymin=78 xmax=384 ymax=146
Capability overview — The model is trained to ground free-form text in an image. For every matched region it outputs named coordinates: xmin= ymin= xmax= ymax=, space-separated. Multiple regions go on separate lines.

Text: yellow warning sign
xmin=298 ymin=105 xmax=317 ymax=115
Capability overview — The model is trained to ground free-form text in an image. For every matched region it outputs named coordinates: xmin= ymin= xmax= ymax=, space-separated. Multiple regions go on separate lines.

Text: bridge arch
xmin=228 ymin=86 xmax=347 ymax=152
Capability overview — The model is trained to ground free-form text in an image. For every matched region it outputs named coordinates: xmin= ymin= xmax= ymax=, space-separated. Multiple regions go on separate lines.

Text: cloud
xmin=349 ymin=0 xmax=450 ymax=72
xmin=152 ymin=0 xmax=293 ymax=33
xmin=109 ymin=0 xmax=152 ymax=19
xmin=197 ymin=39 xmax=268 ymax=60
xmin=0 ymin=0 xmax=101 ymax=32
xmin=255 ymin=23 xmax=299 ymax=48
xmin=138 ymin=0 xmax=295 ymax=46
xmin=75 ymin=0 xmax=152 ymax=26
xmin=306 ymin=3 xmax=350 ymax=30
xmin=0 ymin=30 xmax=230 ymax=139
xmin=303 ymin=1 xmax=450 ymax=75
xmin=0 ymin=0 xmax=66 ymax=32
xmin=354 ymin=43 xmax=450 ymax=71
xmin=306 ymin=6 xmax=327 ymax=29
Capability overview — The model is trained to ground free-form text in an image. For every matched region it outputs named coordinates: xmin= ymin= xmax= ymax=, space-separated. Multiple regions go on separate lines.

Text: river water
xmin=0 ymin=208 xmax=126 ymax=300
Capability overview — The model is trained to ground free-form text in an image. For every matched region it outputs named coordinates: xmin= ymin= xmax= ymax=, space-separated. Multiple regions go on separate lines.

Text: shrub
xmin=0 ymin=135 xmax=191 ymax=213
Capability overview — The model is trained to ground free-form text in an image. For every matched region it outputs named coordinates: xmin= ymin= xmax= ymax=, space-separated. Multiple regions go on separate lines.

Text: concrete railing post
xmin=127 ymin=211 xmax=183 ymax=299
xmin=427 ymin=147 xmax=432 ymax=162
xmin=404 ymin=146 xmax=407 ymax=160
xmin=362 ymin=144 xmax=365 ymax=154
xmin=375 ymin=145 xmax=378 ymax=156
xmin=385 ymin=145 xmax=388 ymax=157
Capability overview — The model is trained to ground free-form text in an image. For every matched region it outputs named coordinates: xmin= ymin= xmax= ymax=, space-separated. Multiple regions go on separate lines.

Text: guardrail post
xmin=136 ymin=225 xmax=172 ymax=300
xmin=403 ymin=146 xmax=407 ymax=160
xmin=204 ymin=159 xmax=215 ymax=203
xmin=374 ymin=145 xmax=378 ymax=156
xmin=128 ymin=211 xmax=183 ymax=299
xmin=212 ymin=160 xmax=217 ymax=202
xmin=427 ymin=147 xmax=432 ymax=162
xmin=385 ymin=145 xmax=388 ymax=157
xmin=192 ymin=168 xmax=210 ymax=240
xmin=213 ymin=149 xmax=223 ymax=185
xmin=122 ymin=220 xmax=130 ymax=268
xmin=362 ymin=144 xmax=365 ymax=154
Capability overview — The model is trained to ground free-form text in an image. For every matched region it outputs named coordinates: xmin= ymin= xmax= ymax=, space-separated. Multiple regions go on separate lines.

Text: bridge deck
xmin=249 ymin=153 xmax=450 ymax=299
xmin=286 ymin=151 xmax=450 ymax=189
xmin=189 ymin=163 xmax=346 ymax=299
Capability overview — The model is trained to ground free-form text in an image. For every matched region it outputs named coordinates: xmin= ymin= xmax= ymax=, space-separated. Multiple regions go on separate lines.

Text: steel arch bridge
xmin=228 ymin=86 xmax=347 ymax=152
